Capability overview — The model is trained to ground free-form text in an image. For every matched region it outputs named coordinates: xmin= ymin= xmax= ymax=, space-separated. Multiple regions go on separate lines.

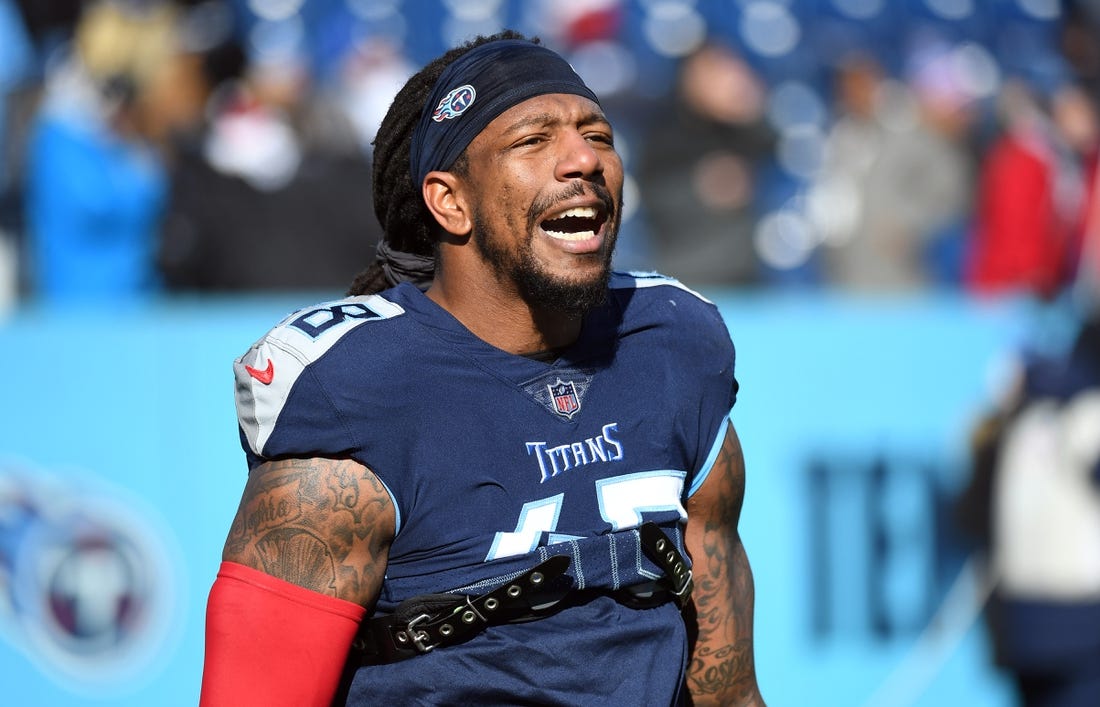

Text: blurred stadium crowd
xmin=1 ymin=0 xmax=1100 ymax=310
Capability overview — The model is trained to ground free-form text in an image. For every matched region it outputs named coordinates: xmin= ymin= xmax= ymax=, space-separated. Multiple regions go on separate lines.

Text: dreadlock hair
xmin=348 ymin=30 xmax=537 ymax=296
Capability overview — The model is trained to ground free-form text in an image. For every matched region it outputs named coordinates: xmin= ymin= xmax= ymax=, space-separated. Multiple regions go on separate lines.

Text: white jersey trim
xmin=687 ymin=412 xmax=734 ymax=498
xmin=610 ymin=270 xmax=714 ymax=304
xmin=235 ymin=294 xmax=405 ymax=456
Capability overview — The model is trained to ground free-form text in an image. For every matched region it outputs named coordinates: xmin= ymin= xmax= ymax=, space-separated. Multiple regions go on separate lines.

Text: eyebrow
xmin=500 ymin=110 xmax=611 ymax=137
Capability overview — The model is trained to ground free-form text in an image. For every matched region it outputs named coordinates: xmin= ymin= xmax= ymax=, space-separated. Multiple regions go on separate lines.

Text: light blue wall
xmin=715 ymin=291 xmax=1029 ymax=707
xmin=0 ymin=292 xmax=1033 ymax=706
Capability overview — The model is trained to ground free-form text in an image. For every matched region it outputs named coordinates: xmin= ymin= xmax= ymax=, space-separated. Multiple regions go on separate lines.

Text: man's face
xmin=457 ymin=93 xmax=624 ymax=316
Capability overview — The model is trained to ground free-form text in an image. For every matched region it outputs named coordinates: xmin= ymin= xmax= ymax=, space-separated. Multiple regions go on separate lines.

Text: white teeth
xmin=555 ymin=206 xmax=598 ymax=219
xmin=544 ymin=229 xmax=597 ymax=241
xmin=541 ymin=205 xmax=601 ymax=240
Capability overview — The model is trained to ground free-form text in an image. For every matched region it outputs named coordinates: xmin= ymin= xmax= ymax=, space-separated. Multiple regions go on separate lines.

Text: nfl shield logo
xmin=547 ymin=379 xmax=581 ymax=418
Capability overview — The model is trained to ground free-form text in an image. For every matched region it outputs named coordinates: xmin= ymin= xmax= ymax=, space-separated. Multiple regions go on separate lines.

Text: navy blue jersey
xmin=234 ymin=272 xmax=738 ymax=705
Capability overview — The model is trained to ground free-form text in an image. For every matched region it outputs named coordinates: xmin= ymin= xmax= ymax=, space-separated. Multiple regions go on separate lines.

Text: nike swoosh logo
xmin=245 ymin=359 xmax=274 ymax=385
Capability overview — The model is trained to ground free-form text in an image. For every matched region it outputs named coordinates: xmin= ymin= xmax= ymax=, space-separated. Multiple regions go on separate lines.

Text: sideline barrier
xmin=0 ymin=291 xmax=1028 ymax=706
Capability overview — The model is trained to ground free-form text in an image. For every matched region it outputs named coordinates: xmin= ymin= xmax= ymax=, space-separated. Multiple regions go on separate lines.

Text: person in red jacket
xmin=966 ymin=80 xmax=1098 ymax=299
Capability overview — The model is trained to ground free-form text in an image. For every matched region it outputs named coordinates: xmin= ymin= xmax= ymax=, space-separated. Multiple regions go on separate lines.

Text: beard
xmin=472 ymin=184 xmax=620 ymax=318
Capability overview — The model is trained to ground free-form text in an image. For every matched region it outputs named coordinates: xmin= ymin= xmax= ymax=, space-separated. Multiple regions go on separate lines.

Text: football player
xmin=201 ymin=31 xmax=764 ymax=707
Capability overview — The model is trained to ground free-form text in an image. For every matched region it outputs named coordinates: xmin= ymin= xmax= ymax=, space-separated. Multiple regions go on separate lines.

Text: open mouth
xmin=540 ymin=206 xmax=608 ymax=241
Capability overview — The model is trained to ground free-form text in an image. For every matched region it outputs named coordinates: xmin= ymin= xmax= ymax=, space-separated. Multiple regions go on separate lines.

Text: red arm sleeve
xmin=200 ymin=562 xmax=367 ymax=707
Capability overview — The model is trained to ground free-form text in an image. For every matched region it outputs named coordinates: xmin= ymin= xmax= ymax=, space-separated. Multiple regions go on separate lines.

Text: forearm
xmin=685 ymin=532 xmax=763 ymax=706
xmin=683 ymin=423 xmax=764 ymax=706
xmin=200 ymin=562 xmax=365 ymax=707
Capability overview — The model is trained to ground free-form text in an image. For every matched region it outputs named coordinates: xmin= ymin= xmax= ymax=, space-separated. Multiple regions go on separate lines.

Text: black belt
xmin=350 ymin=522 xmax=692 ymax=666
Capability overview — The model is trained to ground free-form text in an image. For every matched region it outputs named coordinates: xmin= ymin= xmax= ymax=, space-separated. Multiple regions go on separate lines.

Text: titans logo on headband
xmin=410 ymin=41 xmax=599 ymax=186
xmin=432 ymin=85 xmax=476 ymax=122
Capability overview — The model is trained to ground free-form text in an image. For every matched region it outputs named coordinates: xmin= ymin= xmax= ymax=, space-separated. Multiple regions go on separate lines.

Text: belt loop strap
xmin=638 ymin=522 xmax=694 ymax=609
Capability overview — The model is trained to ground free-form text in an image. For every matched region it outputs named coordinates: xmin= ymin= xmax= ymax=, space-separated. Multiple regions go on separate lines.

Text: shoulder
xmin=234 ymin=293 xmax=407 ymax=456
xmin=609 ymin=270 xmax=736 ymax=381
xmin=609 ymin=270 xmax=714 ymax=302
xmin=236 ymin=294 xmax=406 ymax=383
xmin=609 ymin=271 xmax=720 ymax=319
xmin=609 ymin=271 xmax=729 ymax=341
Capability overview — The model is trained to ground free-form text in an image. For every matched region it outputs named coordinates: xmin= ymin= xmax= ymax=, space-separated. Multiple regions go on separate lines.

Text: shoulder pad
xmin=610 ymin=271 xmax=713 ymax=304
xmin=235 ymin=294 xmax=404 ymax=456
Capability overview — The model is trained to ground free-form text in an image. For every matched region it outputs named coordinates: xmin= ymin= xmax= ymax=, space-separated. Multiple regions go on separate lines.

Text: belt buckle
xmin=405 ymin=613 xmax=438 ymax=654
xmin=671 ymin=569 xmax=694 ymax=609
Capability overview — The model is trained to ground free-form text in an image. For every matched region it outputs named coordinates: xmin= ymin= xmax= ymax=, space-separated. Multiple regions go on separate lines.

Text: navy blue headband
xmin=410 ymin=40 xmax=600 ymax=188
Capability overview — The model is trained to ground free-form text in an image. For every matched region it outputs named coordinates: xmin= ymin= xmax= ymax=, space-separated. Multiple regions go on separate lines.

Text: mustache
xmin=527 ymin=181 xmax=617 ymax=226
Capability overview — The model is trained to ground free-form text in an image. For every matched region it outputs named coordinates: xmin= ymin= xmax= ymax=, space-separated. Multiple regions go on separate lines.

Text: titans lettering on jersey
xmin=233 ymin=273 xmax=738 ymax=704
xmin=526 ymin=422 xmax=624 ymax=482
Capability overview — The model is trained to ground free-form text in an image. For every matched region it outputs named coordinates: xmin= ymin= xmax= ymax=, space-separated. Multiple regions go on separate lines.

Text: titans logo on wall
xmin=0 ymin=462 xmax=178 ymax=695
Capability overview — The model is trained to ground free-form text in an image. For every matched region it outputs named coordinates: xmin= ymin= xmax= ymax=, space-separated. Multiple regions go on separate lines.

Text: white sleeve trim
xmin=687 ymin=411 xmax=734 ymax=498
xmin=235 ymin=294 xmax=405 ymax=457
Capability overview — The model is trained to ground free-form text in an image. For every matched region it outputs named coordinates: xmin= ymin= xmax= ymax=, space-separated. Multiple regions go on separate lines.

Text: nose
xmin=555 ymin=130 xmax=604 ymax=181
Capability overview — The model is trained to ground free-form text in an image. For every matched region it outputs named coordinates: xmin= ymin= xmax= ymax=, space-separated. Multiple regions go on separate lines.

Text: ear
xmin=421 ymin=171 xmax=472 ymax=237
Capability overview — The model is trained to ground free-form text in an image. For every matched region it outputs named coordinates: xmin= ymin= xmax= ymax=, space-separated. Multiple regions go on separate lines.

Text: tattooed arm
xmin=222 ymin=456 xmax=396 ymax=605
xmin=200 ymin=457 xmax=395 ymax=706
xmin=683 ymin=422 xmax=764 ymax=706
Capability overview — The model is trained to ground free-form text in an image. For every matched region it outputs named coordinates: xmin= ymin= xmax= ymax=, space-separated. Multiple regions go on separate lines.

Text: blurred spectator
xmin=1069 ymin=102 xmax=1100 ymax=310
xmin=965 ymin=80 xmax=1098 ymax=300
xmin=22 ymin=0 xmax=199 ymax=302
xmin=807 ymin=50 xmax=975 ymax=291
xmin=0 ymin=0 xmax=1092 ymax=301
xmin=157 ymin=36 xmax=385 ymax=293
xmin=635 ymin=42 xmax=776 ymax=287
xmin=0 ymin=0 xmax=34 ymax=312
xmin=335 ymin=39 xmax=414 ymax=158
xmin=1061 ymin=0 xmax=1100 ymax=102
xmin=10 ymin=0 xmax=88 ymax=53
xmin=960 ymin=311 xmax=1100 ymax=706
xmin=1077 ymin=155 xmax=1100 ymax=309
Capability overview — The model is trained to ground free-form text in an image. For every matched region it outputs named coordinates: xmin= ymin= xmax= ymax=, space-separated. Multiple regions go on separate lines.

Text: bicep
xmin=222 ymin=457 xmax=395 ymax=608
xmin=688 ymin=421 xmax=746 ymax=530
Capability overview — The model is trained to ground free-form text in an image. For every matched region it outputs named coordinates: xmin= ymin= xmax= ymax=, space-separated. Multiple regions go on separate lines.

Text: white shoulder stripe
xmin=609 ymin=271 xmax=714 ymax=304
xmin=236 ymin=294 xmax=404 ymax=457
